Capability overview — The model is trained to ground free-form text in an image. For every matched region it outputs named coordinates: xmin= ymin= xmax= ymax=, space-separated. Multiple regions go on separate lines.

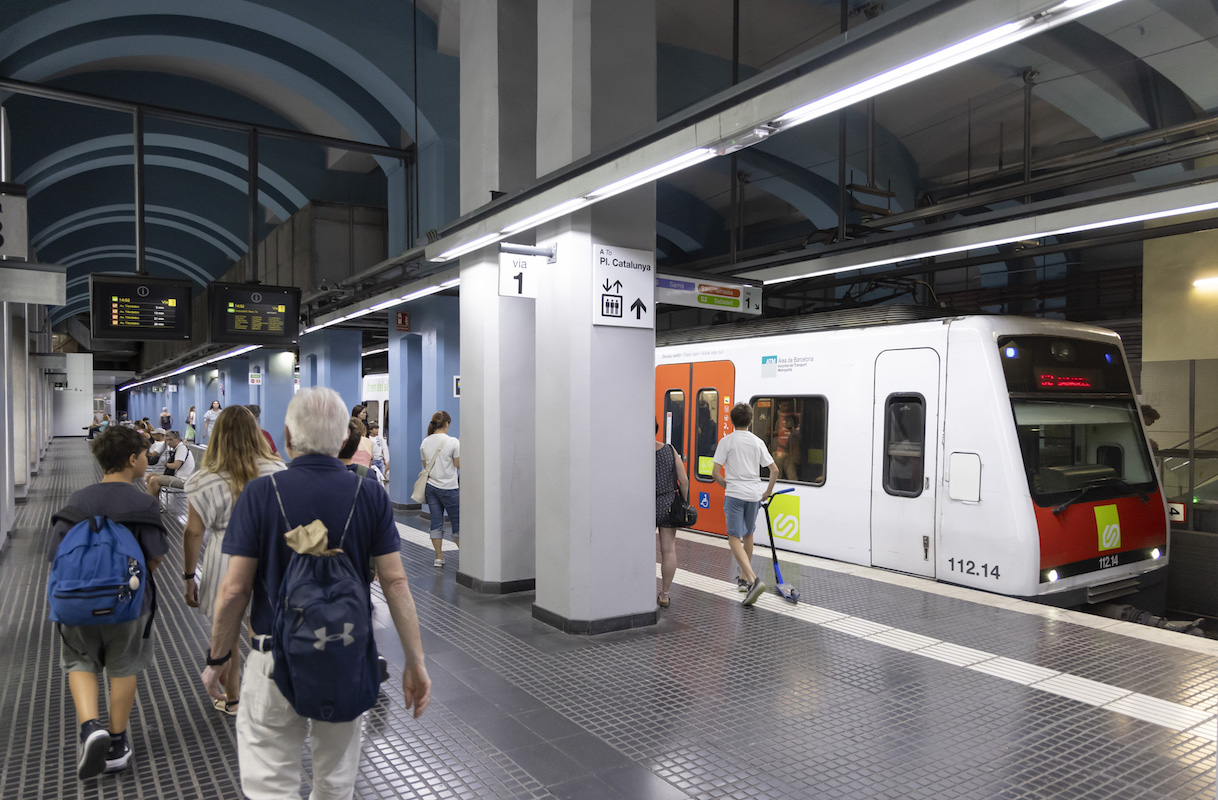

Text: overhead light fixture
xmin=762 ymin=197 xmax=1218 ymax=285
xmin=1194 ymin=277 xmax=1218 ymax=289
xmin=434 ymin=233 xmax=504 ymax=262
xmin=302 ymin=277 xmax=461 ymax=335
xmin=501 ymin=198 xmax=591 ymax=234
xmin=585 ymin=148 xmax=717 ymax=201
xmin=362 ymin=347 xmax=389 ymax=357
xmin=120 ymin=345 xmax=261 ymax=391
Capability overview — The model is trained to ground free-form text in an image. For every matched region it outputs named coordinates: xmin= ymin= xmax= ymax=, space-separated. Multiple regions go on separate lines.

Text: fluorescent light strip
xmin=302 ymin=278 xmax=462 ymax=336
xmin=584 ymin=148 xmax=717 ymax=201
xmin=435 ymin=232 xmax=504 ymax=262
xmin=120 ymin=344 xmax=262 ymax=391
xmin=763 ymin=199 xmax=1218 ymax=285
xmin=1194 ymin=277 xmax=1218 ymax=289
xmin=362 ymin=347 xmax=389 ymax=357
xmin=501 ymin=197 xmax=591 ymax=234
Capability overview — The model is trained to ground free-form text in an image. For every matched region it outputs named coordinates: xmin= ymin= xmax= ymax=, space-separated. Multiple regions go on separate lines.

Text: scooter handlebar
xmin=761 ymin=487 xmax=795 ymax=506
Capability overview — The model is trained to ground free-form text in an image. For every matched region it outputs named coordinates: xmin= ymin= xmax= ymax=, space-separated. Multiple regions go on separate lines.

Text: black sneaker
xmin=742 ymin=578 xmax=767 ymax=607
xmin=77 ymin=719 xmax=111 ymax=780
xmin=378 ymin=655 xmax=390 ymax=683
xmin=736 ymin=576 xmax=749 ymax=593
xmin=104 ymin=732 xmax=132 ymax=773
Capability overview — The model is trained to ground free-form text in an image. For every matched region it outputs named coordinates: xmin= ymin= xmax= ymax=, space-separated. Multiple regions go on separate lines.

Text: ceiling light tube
xmin=435 ymin=232 xmax=504 ymax=262
xmin=585 ymin=148 xmax=717 ymax=201
xmin=1194 ymin=277 xmax=1218 ymax=289
xmin=120 ymin=345 xmax=262 ymax=391
xmin=501 ymin=198 xmax=590 ymax=234
xmin=362 ymin=347 xmax=389 ymax=357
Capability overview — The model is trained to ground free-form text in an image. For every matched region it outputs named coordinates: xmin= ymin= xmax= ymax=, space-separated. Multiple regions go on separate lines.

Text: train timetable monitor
xmin=89 ymin=274 xmax=193 ymax=341
xmin=208 ymin=283 xmax=301 ymax=346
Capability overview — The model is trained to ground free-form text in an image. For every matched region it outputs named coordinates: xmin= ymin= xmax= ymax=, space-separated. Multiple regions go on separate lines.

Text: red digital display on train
xmin=1037 ymin=373 xmax=1093 ymax=389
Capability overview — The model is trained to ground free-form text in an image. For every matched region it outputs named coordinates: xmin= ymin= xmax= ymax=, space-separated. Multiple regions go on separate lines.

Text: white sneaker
xmin=433 ymin=558 xmax=445 ymax=568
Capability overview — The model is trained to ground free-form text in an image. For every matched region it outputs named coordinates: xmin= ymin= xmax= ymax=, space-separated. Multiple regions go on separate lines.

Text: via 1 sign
xmin=499 ymin=252 xmax=541 ymax=298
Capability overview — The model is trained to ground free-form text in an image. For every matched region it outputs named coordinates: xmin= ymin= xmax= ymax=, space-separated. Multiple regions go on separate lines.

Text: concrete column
xmin=247 ymin=350 xmax=296 ymax=457
xmin=0 ymin=304 xmax=12 ymax=541
xmin=220 ymin=358 xmax=251 ymax=409
xmin=457 ymin=0 xmax=539 ymax=593
xmin=388 ymin=325 xmax=423 ymax=504
xmin=530 ymin=0 xmax=657 ymax=633
xmin=11 ymin=304 xmax=29 ymax=502
xmin=299 ymin=329 xmax=362 ymax=410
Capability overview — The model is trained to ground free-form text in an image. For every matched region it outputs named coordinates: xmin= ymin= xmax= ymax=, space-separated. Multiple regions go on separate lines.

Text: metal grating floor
xmin=1 ymin=438 xmax=1214 ymax=799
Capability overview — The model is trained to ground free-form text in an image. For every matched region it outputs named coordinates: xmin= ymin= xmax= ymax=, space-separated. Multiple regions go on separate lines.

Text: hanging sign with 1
xmin=592 ymin=242 xmax=653 ymax=329
xmin=499 ymin=252 xmax=540 ymax=298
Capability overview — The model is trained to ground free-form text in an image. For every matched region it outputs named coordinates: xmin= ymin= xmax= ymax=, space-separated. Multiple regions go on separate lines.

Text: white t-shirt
xmin=370 ymin=435 xmax=388 ymax=462
xmin=712 ymin=430 xmax=775 ymax=501
xmin=149 ymin=439 xmax=167 ymax=457
xmin=420 ymin=433 xmax=460 ymax=490
xmin=167 ymin=442 xmax=195 ymax=481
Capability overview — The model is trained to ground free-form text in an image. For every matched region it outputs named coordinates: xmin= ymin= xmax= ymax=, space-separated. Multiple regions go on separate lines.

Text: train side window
xmin=748 ymin=395 xmax=827 ymax=487
xmin=664 ymin=390 xmax=686 ymax=461
xmin=884 ymin=395 xmax=925 ymax=497
xmin=694 ymin=389 xmax=719 ymax=481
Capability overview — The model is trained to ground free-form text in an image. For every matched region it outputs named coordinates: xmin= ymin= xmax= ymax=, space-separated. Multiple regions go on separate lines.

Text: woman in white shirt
xmin=201 ymin=400 xmax=221 ymax=443
xmin=420 ymin=410 xmax=459 ymax=567
xmin=183 ymin=406 xmax=284 ymax=716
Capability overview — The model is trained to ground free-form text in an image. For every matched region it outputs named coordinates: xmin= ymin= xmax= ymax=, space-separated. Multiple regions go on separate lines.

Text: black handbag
xmin=673 ymin=489 xmax=698 ymax=527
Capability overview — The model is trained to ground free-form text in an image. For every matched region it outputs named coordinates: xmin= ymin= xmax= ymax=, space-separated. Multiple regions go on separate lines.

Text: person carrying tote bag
xmin=655 ymin=422 xmax=690 ymax=608
xmin=419 ymin=412 xmax=460 ymax=567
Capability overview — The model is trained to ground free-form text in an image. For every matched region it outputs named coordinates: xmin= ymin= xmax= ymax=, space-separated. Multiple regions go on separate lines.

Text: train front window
xmin=1013 ymin=400 xmax=1155 ymax=505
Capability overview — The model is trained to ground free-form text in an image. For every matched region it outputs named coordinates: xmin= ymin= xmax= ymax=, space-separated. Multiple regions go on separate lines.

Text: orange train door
xmin=655 ymin=360 xmax=735 ymax=536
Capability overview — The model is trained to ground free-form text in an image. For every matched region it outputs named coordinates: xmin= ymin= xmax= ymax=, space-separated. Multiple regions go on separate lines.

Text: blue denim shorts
xmin=425 ymin=484 xmax=460 ymax=538
xmin=723 ymin=496 xmax=760 ymax=539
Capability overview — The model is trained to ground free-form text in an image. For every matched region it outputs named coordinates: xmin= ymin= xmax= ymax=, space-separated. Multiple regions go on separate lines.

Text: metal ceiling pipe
xmin=133 ymin=108 xmax=146 ymax=276
xmin=248 ymin=130 xmax=259 ymax=284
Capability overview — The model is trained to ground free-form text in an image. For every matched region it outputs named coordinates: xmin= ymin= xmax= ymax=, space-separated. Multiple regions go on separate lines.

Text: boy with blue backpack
xmin=48 ymin=426 xmax=168 ymax=779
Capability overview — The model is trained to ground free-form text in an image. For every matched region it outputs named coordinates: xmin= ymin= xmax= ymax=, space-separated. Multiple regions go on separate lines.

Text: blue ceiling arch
xmin=33 ymin=205 xmax=245 ymax=256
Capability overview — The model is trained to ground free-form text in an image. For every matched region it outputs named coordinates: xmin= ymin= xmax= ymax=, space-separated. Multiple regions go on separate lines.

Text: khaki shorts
xmin=58 ymin=613 xmax=156 ymax=677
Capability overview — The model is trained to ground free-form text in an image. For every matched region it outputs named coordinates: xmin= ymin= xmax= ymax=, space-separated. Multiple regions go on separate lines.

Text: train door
xmin=655 ymin=360 xmax=735 ymax=535
xmin=871 ymin=349 xmax=940 ymax=577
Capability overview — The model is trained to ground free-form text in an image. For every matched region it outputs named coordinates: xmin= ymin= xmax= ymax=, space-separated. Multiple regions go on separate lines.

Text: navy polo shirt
xmin=222 ymin=453 xmax=400 ymax=635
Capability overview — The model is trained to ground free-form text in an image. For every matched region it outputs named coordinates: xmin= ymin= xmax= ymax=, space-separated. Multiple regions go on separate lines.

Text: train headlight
xmin=1004 ymin=346 xmax=1018 ymax=359
xmin=1152 ymin=548 xmax=1161 ymax=560
xmin=1047 ymin=569 xmax=1059 ymax=582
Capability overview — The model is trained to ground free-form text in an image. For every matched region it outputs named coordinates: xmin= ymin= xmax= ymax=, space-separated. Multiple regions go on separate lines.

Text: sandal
xmin=657 ymin=592 xmax=670 ymax=608
xmin=213 ymin=698 xmax=239 ymax=717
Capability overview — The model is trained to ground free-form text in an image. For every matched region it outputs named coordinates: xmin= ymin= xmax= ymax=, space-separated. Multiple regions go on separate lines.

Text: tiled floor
xmin=1 ymin=438 xmax=1215 ymax=798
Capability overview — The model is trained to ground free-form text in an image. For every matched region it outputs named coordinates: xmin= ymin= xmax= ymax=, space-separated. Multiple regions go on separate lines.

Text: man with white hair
xmin=200 ymin=387 xmax=430 ymax=799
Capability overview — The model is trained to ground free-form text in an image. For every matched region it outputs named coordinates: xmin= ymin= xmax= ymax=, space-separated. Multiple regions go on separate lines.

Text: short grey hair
xmin=285 ymin=387 xmax=349 ymax=456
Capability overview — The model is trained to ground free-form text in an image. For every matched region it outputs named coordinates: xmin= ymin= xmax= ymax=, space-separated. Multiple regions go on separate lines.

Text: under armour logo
xmin=313 ymin=623 xmax=355 ymax=650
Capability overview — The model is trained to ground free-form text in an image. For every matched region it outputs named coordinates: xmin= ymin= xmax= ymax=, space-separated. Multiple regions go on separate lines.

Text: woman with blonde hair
xmin=182 ymin=406 xmax=284 ymax=716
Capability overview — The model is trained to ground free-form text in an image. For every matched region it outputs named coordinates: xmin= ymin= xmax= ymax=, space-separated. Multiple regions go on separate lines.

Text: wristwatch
xmin=205 ymin=649 xmax=231 ymax=666
xmin=183 ymin=572 xmax=196 ymax=580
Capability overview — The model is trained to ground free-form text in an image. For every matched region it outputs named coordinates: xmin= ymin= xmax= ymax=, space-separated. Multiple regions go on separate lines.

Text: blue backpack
xmin=267 ymin=474 xmax=380 ymax=722
xmin=48 ymin=510 xmax=150 ymax=631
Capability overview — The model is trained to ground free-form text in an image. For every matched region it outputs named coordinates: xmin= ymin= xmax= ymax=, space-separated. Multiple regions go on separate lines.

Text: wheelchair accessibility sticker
xmin=699 ymin=492 xmax=710 ymax=509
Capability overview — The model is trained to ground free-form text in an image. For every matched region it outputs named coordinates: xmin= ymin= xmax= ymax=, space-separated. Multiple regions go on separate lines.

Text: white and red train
xmin=656 ymin=311 xmax=1167 ymax=607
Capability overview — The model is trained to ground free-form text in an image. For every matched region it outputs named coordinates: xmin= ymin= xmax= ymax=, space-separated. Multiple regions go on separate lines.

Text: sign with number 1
xmin=499 ymin=252 xmax=540 ymax=299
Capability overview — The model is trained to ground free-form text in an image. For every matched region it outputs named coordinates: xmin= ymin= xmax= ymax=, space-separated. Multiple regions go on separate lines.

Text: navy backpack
xmin=267 ymin=474 xmax=380 ymax=722
xmin=48 ymin=509 xmax=153 ymax=633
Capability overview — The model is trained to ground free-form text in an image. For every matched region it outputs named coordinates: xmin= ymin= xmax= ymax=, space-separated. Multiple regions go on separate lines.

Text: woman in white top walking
xmin=201 ymin=400 xmax=221 ymax=443
xmin=420 ymin=410 xmax=459 ymax=567
xmin=182 ymin=406 xmax=284 ymax=715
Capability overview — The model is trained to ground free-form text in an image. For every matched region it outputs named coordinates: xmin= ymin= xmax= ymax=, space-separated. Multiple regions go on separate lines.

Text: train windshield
xmin=1012 ymin=399 xmax=1155 ymax=506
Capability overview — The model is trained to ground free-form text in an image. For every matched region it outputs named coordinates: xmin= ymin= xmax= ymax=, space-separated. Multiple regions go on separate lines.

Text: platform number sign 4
xmin=499 ymin=253 xmax=540 ymax=298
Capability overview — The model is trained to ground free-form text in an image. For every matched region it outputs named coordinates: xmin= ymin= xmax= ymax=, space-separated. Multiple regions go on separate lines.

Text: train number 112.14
xmin=948 ymin=558 xmax=1000 ymax=579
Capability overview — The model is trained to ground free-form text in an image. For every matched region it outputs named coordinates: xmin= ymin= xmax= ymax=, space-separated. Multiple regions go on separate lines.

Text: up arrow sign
xmin=592 ymin=242 xmax=654 ymax=329
xmin=630 ymin=298 xmax=647 ymax=319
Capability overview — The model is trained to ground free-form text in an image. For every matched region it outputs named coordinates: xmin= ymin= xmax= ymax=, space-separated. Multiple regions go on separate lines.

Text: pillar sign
xmin=395 ymin=311 xmax=411 ymax=332
xmin=499 ymin=252 xmax=540 ymax=298
xmin=656 ymin=274 xmax=762 ymax=315
xmin=0 ymin=192 xmax=29 ymax=260
xmin=592 ymin=243 xmax=654 ymax=329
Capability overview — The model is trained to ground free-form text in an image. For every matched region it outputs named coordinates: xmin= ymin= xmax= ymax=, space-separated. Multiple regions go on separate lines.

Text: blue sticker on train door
xmin=699 ymin=492 xmax=710 ymax=509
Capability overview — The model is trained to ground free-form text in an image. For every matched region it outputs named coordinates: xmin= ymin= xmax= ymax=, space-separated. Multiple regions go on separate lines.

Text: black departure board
xmin=209 ymin=283 xmax=301 ymax=346
xmin=89 ymin=274 xmax=193 ymax=341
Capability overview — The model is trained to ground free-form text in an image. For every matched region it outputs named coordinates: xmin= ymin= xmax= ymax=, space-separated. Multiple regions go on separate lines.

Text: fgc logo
xmin=769 ymin=493 xmax=800 ymax=542
xmin=1094 ymin=505 xmax=1121 ymax=551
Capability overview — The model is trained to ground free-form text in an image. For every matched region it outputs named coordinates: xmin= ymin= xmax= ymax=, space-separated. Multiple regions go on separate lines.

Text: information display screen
xmin=208 ymin=283 xmax=301 ymax=346
xmin=89 ymin=274 xmax=193 ymax=341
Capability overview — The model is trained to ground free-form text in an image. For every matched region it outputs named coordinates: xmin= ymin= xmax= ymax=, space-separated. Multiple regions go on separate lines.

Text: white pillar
xmin=531 ymin=0 xmax=658 ymax=633
xmin=458 ymin=0 xmax=540 ymax=593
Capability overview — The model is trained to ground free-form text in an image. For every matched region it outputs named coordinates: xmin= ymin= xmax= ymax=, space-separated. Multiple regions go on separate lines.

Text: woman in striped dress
xmin=182 ymin=406 xmax=284 ymax=716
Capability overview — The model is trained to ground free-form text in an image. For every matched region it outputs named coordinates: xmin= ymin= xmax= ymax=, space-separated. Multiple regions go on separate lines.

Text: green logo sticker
xmin=697 ymin=455 xmax=715 ymax=477
xmin=1095 ymin=504 xmax=1121 ymax=551
xmin=769 ymin=493 xmax=800 ymax=542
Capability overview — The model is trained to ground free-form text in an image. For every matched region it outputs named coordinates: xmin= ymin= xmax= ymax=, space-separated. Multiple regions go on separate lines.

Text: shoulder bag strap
xmin=422 ymin=441 xmax=442 ymax=476
xmin=268 ymin=473 xmax=292 ymax=531
xmin=669 ymin=445 xmax=687 ymax=501
xmin=336 ymin=479 xmax=363 ymax=550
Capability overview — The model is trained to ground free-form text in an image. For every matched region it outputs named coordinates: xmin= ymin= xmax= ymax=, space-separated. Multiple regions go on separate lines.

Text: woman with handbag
xmin=655 ymin=421 xmax=690 ymax=608
xmin=420 ymin=411 xmax=460 ymax=568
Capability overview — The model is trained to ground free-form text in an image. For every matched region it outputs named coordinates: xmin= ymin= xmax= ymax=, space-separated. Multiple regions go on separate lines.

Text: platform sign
xmin=592 ymin=243 xmax=653 ymax=329
xmin=249 ymin=372 xmax=263 ymax=386
xmin=395 ymin=311 xmax=410 ymax=332
xmin=0 ymin=193 xmax=29 ymax=260
xmin=499 ymin=252 xmax=540 ymax=299
xmin=656 ymin=274 xmax=762 ymax=315
xmin=1168 ymin=502 xmax=1185 ymax=524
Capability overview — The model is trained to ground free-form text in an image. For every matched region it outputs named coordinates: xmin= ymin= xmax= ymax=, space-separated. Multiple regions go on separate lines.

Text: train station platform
xmin=2 ymin=438 xmax=1215 ymax=799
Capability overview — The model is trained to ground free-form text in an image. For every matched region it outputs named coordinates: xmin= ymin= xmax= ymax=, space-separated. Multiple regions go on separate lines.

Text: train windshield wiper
xmin=1052 ymin=476 xmax=1149 ymax=516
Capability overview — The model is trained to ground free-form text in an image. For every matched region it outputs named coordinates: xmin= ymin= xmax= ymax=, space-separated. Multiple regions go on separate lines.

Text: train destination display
xmin=89 ymin=274 xmax=193 ymax=341
xmin=209 ymin=283 xmax=301 ymax=346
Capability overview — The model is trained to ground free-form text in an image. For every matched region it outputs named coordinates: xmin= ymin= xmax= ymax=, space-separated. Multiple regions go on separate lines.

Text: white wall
xmin=53 ymin=352 xmax=94 ymax=437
